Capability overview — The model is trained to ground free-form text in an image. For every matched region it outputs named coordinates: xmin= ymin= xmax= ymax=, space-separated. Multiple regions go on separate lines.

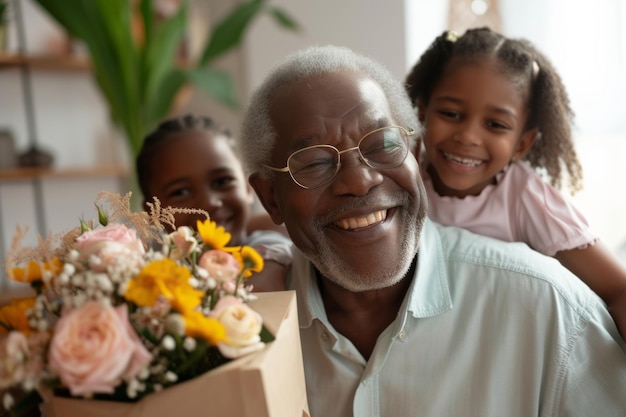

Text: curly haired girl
xmin=405 ymin=27 xmax=626 ymax=337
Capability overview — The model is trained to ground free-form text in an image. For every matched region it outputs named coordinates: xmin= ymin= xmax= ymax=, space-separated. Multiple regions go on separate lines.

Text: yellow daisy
xmin=169 ymin=284 xmax=205 ymax=315
xmin=125 ymin=258 xmax=202 ymax=309
xmin=196 ymin=219 xmax=231 ymax=250
xmin=10 ymin=258 xmax=62 ymax=285
xmin=182 ymin=310 xmax=227 ymax=345
xmin=230 ymin=246 xmax=264 ymax=278
xmin=0 ymin=297 xmax=36 ymax=335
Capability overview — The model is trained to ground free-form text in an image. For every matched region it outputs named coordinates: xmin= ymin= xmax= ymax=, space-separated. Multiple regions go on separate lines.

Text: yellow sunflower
xmin=125 ymin=258 xmax=203 ymax=309
xmin=196 ymin=219 xmax=232 ymax=250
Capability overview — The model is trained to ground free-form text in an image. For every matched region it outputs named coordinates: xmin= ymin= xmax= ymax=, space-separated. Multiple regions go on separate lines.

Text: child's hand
xmin=607 ymin=287 xmax=626 ymax=340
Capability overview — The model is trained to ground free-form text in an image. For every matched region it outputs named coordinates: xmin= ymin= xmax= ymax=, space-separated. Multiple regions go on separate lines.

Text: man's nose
xmin=331 ymin=149 xmax=383 ymax=196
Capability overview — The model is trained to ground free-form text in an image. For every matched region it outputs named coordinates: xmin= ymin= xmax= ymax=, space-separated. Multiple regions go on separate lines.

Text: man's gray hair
xmin=239 ymin=45 xmax=421 ymax=177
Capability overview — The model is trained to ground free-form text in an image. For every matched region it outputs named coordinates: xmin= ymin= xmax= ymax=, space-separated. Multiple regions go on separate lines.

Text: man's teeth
xmin=335 ymin=210 xmax=387 ymax=230
xmin=443 ymin=152 xmax=482 ymax=167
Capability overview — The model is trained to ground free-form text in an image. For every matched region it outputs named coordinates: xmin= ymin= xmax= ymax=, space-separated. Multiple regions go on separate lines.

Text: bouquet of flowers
xmin=0 ymin=192 xmax=276 ymax=416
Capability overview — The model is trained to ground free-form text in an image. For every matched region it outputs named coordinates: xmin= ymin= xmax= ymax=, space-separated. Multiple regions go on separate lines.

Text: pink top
xmin=422 ymin=160 xmax=597 ymax=256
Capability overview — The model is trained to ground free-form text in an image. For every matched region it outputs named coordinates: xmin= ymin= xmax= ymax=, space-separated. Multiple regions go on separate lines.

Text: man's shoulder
xmin=428 ymin=221 xmax=597 ymax=310
xmin=431 ymin=220 xmax=549 ymax=266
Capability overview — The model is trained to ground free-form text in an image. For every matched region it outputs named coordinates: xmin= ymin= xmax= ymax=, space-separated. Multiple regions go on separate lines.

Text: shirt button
xmin=398 ymin=330 xmax=406 ymax=340
xmin=321 ymin=332 xmax=330 ymax=341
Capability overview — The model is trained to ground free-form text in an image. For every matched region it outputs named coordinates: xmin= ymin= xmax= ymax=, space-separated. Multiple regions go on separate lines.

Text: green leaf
xmin=186 ymin=68 xmax=238 ymax=109
xmin=268 ymin=6 xmax=300 ymax=30
xmin=140 ymin=0 xmax=153 ymax=42
xmin=145 ymin=69 xmax=187 ymax=130
xmin=142 ymin=2 xmax=187 ymax=126
xmin=8 ymin=389 xmax=42 ymax=417
xmin=199 ymin=0 xmax=266 ymax=65
xmin=259 ymin=324 xmax=275 ymax=343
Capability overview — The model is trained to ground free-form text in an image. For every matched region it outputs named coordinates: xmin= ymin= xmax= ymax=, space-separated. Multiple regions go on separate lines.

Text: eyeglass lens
xmin=288 ymin=126 xmax=409 ymax=188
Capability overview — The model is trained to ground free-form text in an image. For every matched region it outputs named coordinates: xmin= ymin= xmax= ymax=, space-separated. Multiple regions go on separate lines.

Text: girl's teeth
xmin=335 ymin=210 xmax=387 ymax=230
xmin=443 ymin=152 xmax=482 ymax=167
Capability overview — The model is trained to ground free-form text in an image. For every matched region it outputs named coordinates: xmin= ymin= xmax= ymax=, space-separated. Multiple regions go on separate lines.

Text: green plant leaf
xmin=145 ymin=69 xmax=187 ymax=130
xmin=259 ymin=324 xmax=275 ymax=343
xmin=268 ymin=6 xmax=300 ymax=30
xmin=7 ymin=389 xmax=42 ymax=417
xmin=199 ymin=0 xmax=266 ymax=66
xmin=142 ymin=1 xmax=187 ymax=126
xmin=186 ymin=67 xmax=238 ymax=109
xmin=140 ymin=0 xmax=153 ymax=42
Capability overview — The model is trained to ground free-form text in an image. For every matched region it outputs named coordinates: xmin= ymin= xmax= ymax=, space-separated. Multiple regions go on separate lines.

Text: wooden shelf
xmin=0 ymin=53 xmax=91 ymax=71
xmin=0 ymin=165 xmax=128 ymax=181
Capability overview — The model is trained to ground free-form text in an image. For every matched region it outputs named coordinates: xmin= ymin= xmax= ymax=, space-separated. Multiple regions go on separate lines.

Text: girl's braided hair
xmin=136 ymin=114 xmax=234 ymax=199
xmin=405 ymin=27 xmax=583 ymax=193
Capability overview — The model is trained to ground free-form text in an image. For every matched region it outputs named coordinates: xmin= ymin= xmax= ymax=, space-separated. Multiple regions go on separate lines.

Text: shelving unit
xmin=0 ymin=52 xmax=90 ymax=70
xmin=0 ymin=164 xmax=128 ymax=181
xmin=0 ymin=2 xmax=128 ymax=291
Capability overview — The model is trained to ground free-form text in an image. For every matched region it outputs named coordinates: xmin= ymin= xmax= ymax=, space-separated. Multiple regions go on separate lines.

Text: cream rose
xmin=168 ymin=226 xmax=198 ymax=260
xmin=212 ymin=296 xmax=265 ymax=358
xmin=48 ymin=301 xmax=152 ymax=396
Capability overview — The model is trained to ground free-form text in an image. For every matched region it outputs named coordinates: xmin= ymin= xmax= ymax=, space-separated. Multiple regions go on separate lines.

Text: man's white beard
xmin=302 ymin=192 xmax=427 ymax=292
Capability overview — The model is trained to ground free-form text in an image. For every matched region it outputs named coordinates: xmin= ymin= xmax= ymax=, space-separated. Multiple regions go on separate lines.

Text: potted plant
xmin=31 ymin=0 xmax=298 ymax=198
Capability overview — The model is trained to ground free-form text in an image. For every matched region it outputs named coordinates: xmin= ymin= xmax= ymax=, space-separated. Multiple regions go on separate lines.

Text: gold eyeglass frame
xmin=263 ymin=125 xmax=416 ymax=189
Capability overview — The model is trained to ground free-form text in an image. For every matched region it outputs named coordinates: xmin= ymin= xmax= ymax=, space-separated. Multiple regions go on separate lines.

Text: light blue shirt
xmin=289 ymin=220 xmax=626 ymax=417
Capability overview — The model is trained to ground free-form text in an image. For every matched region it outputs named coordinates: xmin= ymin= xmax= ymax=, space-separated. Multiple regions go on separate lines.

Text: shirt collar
xmin=288 ymin=219 xmax=453 ymax=327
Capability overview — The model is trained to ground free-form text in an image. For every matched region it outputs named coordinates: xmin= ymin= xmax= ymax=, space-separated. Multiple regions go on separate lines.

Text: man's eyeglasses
xmin=263 ymin=125 xmax=415 ymax=189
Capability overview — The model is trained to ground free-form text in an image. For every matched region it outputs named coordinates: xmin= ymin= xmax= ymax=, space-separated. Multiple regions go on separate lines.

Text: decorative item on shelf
xmin=17 ymin=145 xmax=54 ymax=168
xmin=0 ymin=191 xmax=308 ymax=417
xmin=0 ymin=128 xmax=17 ymax=169
xmin=32 ymin=0 xmax=300 ymax=206
xmin=0 ymin=0 xmax=8 ymax=52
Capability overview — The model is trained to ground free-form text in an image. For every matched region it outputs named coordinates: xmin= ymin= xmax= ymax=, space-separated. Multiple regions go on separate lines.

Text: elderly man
xmin=240 ymin=45 xmax=626 ymax=417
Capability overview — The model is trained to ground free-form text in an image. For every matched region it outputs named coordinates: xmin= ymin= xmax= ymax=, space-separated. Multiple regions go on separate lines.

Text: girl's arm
xmin=555 ymin=241 xmax=626 ymax=338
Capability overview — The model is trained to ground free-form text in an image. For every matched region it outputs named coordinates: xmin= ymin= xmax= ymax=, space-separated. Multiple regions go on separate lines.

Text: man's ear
xmin=249 ymin=173 xmax=284 ymax=225
xmin=512 ymin=128 xmax=539 ymax=161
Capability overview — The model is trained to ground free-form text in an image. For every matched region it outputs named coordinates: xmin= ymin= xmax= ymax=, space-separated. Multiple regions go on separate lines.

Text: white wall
xmin=243 ymin=0 xmax=407 ymax=94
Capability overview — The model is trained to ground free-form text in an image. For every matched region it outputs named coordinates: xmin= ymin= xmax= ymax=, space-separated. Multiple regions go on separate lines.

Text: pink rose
xmin=75 ymin=224 xmax=145 ymax=271
xmin=79 ymin=240 xmax=145 ymax=272
xmin=75 ymin=224 xmax=144 ymax=253
xmin=198 ymin=250 xmax=240 ymax=283
xmin=48 ymin=301 xmax=152 ymax=396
